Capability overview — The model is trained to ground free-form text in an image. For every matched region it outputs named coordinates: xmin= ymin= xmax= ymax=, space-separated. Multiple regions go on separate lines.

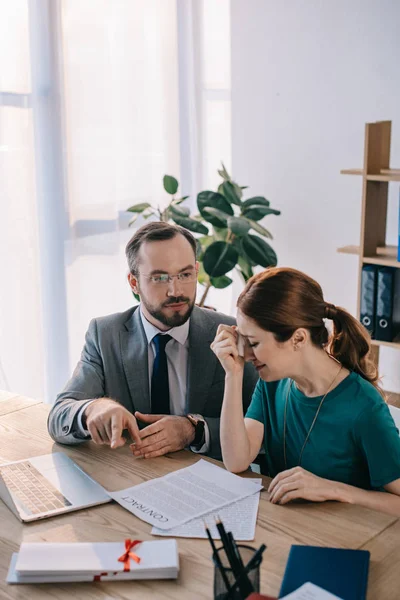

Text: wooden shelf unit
xmin=340 ymin=168 xmax=400 ymax=181
xmin=338 ymin=120 xmax=400 ymax=368
xmin=337 ymin=244 xmax=399 ymax=268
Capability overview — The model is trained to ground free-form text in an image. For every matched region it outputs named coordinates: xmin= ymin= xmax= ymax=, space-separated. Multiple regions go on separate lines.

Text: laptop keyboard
xmin=0 ymin=461 xmax=72 ymax=515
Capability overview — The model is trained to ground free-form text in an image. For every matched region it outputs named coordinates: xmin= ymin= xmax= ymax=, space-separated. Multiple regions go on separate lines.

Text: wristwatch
xmin=186 ymin=413 xmax=206 ymax=449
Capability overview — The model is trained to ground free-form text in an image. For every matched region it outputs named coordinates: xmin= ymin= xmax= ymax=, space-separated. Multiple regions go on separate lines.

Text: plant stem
xmin=198 ymin=281 xmax=212 ymax=307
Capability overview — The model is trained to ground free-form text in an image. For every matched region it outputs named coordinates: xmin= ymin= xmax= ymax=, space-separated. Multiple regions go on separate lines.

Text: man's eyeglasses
xmin=139 ymin=271 xmax=197 ymax=285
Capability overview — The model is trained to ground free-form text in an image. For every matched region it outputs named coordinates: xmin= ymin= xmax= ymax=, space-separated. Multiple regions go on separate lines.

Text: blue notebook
xmin=279 ymin=545 xmax=370 ymax=600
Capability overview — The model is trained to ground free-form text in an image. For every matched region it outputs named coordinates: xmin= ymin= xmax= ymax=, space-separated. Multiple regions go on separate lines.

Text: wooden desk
xmin=0 ymin=396 xmax=399 ymax=599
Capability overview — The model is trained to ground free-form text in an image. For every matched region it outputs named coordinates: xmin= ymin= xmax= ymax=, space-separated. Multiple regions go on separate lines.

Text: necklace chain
xmin=283 ymin=364 xmax=343 ymax=469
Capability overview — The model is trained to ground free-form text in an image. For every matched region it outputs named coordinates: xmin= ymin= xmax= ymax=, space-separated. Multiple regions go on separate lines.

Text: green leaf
xmin=203 ymin=206 xmax=231 ymax=227
xmin=237 ymin=255 xmax=254 ymax=279
xmin=242 ymin=206 xmax=281 ymax=221
xmin=217 ymin=162 xmax=231 ymax=181
xmin=241 ymin=235 xmax=277 ymax=268
xmin=203 ymin=241 xmax=239 ymax=277
xmin=234 ymin=182 xmax=245 ymax=200
xmin=221 ymin=180 xmax=241 ymax=206
xmin=163 ymin=175 xmax=179 ymax=195
xmin=241 ymin=196 xmax=270 ymax=209
xmin=236 ymin=266 xmax=253 ymax=283
xmin=228 ymin=216 xmax=250 ymax=236
xmin=169 ymin=204 xmax=190 ymax=217
xmin=247 ymin=219 xmax=273 ymax=239
xmin=172 ymin=195 xmax=189 ymax=205
xmin=197 ymin=191 xmax=234 ymax=227
xmin=210 ymin=275 xmax=233 ymax=289
xmin=170 ymin=214 xmax=209 ymax=235
xmin=127 ymin=202 xmax=151 ymax=213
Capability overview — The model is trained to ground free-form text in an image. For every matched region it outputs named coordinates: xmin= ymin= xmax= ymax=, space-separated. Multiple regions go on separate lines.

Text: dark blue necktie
xmin=151 ymin=334 xmax=172 ymax=415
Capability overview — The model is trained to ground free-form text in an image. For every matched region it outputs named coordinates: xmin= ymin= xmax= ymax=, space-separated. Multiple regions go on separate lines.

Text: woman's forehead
xmin=236 ymin=311 xmax=262 ymax=337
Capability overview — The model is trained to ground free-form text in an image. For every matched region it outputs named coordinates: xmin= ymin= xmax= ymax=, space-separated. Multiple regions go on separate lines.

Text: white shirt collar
xmin=139 ymin=306 xmax=190 ymax=346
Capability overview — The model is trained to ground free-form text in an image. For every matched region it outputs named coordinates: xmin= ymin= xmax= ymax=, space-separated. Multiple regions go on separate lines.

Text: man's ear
xmin=291 ymin=328 xmax=308 ymax=351
xmin=127 ymin=273 xmax=139 ymax=295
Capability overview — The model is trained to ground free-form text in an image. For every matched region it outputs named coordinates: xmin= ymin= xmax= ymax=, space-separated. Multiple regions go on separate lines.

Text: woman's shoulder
xmin=345 ymin=371 xmax=387 ymax=416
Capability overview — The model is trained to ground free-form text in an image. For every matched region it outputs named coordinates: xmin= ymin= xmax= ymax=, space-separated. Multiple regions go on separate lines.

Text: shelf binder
xmin=375 ymin=267 xmax=400 ymax=342
xmin=398 ymin=189 xmax=400 ymax=262
xmin=360 ymin=265 xmax=377 ymax=337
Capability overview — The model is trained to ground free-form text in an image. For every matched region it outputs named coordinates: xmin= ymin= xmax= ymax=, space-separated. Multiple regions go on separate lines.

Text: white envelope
xmin=10 ymin=540 xmax=178 ymax=582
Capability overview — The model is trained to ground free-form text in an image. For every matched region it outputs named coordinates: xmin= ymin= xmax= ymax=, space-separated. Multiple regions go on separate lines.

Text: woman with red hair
xmin=211 ymin=267 xmax=400 ymax=516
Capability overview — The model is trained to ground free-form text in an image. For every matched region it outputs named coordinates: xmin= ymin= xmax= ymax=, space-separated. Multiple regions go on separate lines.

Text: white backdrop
xmin=231 ymin=0 xmax=400 ymax=393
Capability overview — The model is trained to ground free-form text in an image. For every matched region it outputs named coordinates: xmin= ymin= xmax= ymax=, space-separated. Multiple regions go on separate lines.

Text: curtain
xmin=0 ymin=0 xmax=232 ymax=402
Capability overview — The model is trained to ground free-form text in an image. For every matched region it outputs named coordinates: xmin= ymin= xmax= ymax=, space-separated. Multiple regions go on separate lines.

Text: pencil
xmin=203 ymin=520 xmax=231 ymax=593
xmin=215 ymin=517 xmax=254 ymax=598
xmin=224 ymin=543 xmax=267 ymax=598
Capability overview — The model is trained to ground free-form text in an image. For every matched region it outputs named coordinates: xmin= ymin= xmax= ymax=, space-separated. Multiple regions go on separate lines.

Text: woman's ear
xmin=292 ymin=328 xmax=308 ymax=351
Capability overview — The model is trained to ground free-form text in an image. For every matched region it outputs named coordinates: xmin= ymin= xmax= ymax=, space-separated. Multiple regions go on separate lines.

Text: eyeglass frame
xmin=137 ymin=267 xmax=198 ymax=285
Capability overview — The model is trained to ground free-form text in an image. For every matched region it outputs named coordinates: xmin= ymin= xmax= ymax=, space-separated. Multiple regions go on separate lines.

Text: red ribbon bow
xmin=118 ymin=539 xmax=142 ymax=572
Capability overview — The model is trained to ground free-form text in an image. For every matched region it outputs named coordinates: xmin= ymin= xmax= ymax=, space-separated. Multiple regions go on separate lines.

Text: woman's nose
xmin=243 ymin=341 xmax=255 ymax=362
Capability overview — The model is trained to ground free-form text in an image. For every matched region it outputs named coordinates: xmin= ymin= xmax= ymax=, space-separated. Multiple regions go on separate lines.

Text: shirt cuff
xmin=76 ymin=400 xmax=95 ymax=437
xmin=190 ymin=417 xmax=210 ymax=454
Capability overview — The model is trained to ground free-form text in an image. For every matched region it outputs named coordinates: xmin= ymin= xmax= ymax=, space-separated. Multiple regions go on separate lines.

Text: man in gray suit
xmin=48 ymin=222 xmax=257 ymax=459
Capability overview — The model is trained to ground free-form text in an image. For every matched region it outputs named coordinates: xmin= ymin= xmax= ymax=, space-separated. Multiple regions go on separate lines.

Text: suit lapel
xmin=120 ymin=308 xmax=151 ymax=415
xmin=186 ymin=307 xmax=217 ymax=414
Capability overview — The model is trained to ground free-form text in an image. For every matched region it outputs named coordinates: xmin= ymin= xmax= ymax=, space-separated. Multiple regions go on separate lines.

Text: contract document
xmin=109 ymin=459 xmax=263 ymax=530
xmin=151 ymin=478 xmax=261 ymax=540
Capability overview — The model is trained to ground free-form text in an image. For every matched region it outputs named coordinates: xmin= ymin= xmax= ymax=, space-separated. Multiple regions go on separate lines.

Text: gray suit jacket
xmin=47 ymin=305 xmax=258 ymax=458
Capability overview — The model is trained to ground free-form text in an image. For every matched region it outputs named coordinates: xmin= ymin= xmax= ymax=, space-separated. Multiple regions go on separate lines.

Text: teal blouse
xmin=245 ymin=372 xmax=400 ymax=490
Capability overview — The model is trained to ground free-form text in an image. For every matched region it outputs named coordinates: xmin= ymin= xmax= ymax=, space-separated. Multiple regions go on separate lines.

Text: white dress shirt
xmin=77 ymin=307 xmax=209 ymax=452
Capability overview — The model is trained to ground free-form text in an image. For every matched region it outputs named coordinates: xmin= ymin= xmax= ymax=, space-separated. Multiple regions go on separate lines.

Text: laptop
xmin=0 ymin=452 xmax=111 ymax=522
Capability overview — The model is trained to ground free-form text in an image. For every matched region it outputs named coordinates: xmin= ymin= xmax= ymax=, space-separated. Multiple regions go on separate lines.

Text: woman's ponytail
xmin=327 ymin=305 xmax=384 ymax=397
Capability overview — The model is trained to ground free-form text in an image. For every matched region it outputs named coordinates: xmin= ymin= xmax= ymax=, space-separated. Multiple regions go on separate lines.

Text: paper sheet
xmin=151 ymin=479 xmax=261 ymax=540
xmin=109 ymin=459 xmax=263 ymax=530
xmin=281 ymin=582 xmax=343 ymax=600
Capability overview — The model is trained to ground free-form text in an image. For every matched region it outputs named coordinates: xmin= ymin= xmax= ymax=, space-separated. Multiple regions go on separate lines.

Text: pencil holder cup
xmin=213 ymin=544 xmax=262 ymax=600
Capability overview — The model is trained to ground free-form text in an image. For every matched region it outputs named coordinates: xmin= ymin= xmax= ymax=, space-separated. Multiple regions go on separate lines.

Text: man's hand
xmin=268 ymin=466 xmax=338 ymax=505
xmin=131 ymin=412 xmax=196 ymax=459
xmin=84 ymin=398 xmax=141 ymax=450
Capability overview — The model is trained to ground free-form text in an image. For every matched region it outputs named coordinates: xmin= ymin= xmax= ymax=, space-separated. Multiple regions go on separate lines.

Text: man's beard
xmin=140 ymin=294 xmax=195 ymax=328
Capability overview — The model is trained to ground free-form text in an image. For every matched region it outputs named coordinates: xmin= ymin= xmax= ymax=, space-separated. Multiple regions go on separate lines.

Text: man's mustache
xmin=163 ymin=297 xmax=190 ymax=306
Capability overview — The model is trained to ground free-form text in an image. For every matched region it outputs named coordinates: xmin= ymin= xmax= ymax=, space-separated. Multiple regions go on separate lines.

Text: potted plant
xmin=127 ymin=164 xmax=280 ymax=307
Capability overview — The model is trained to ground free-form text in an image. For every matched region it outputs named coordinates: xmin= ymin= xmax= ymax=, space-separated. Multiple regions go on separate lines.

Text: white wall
xmin=231 ymin=0 xmax=400 ymax=393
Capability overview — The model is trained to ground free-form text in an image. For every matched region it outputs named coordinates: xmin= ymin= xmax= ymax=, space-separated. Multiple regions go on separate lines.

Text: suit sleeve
xmin=203 ymin=362 xmax=258 ymax=460
xmin=47 ymin=319 xmax=105 ymax=445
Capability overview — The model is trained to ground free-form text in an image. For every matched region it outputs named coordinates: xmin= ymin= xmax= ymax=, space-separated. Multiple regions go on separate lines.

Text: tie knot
xmin=153 ymin=333 xmax=172 ymax=352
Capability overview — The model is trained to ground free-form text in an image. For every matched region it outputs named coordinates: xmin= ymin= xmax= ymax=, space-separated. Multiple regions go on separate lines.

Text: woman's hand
xmin=268 ymin=466 xmax=338 ymax=504
xmin=211 ymin=324 xmax=245 ymax=376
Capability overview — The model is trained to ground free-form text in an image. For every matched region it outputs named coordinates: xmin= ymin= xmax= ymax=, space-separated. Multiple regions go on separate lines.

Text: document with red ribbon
xmin=6 ymin=539 xmax=179 ymax=584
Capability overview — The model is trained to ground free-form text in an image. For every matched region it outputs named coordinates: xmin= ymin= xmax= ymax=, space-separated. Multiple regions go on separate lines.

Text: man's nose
xmin=166 ymin=276 xmax=183 ymax=296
